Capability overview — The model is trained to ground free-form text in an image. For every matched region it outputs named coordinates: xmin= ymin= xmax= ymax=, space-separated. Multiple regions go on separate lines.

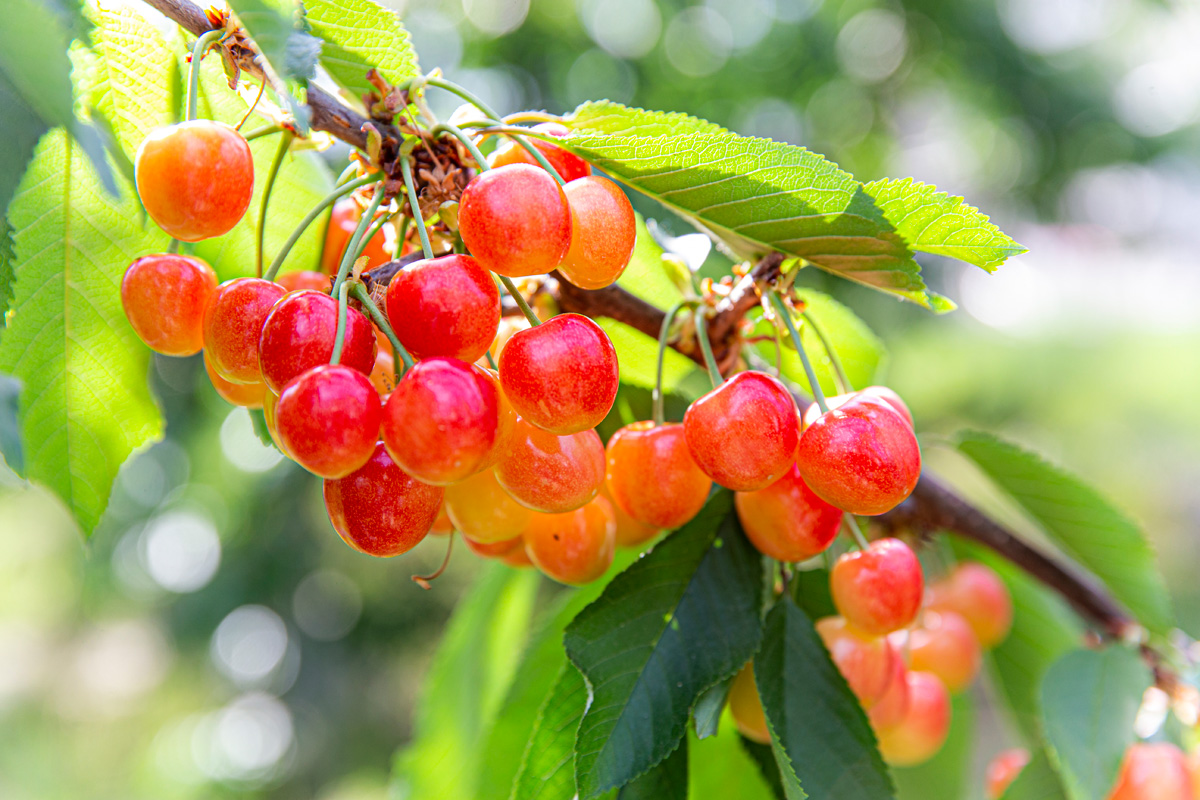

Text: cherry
xmin=815 ymin=617 xmax=899 ymax=709
xmin=557 ymin=176 xmax=637 ymax=290
xmin=1109 ymin=743 xmax=1193 ymax=800
xmin=458 ymin=164 xmax=572 ymax=277
xmin=277 ymin=270 xmax=331 ymax=293
xmin=489 ymin=122 xmax=591 ymax=182
xmin=906 ymin=609 xmax=982 ymax=693
xmin=384 ymin=253 xmax=500 ymax=363
xmin=276 ymin=364 xmax=382 ymax=479
xmin=495 ymin=417 xmax=605 ymax=513
xmin=381 ymin=358 xmax=500 ymax=486
xmin=481 ymin=316 xmax=529 ymax=366
xmin=121 ymin=254 xmax=217 ymax=356
xmin=830 ymin=538 xmax=924 ymax=636
xmin=985 ymin=748 xmax=1030 ymax=800
xmin=867 ymin=648 xmax=910 ymax=732
xmin=464 ymin=533 xmax=533 ymax=568
xmin=476 ymin=367 xmax=516 ymax=470
xmin=321 ymin=196 xmax=391 ymax=274
xmin=499 ymin=313 xmax=619 ymax=434
xmin=258 ymin=290 xmax=377 ymax=394
xmin=523 ymin=495 xmax=616 ymax=585
xmin=204 ymin=353 xmax=266 ymax=408
xmin=445 ymin=468 xmax=533 ymax=543
xmin=135 ymin=121 xmax=253 ymax=241
xmin=599 ymin=481 xmax=659 ymax=548
xmin=203 ymin=278 xmax=287 ymax=384
xmin=728 ymin=662 xmax=770 ymax=744
xmin=430 ymin=503 xmax=453 ymax=536
xmin=734 ymin=463 xmax=841 ymax=561
xmin=605 ymin=421 xmax=711 ymax=530
xmin=801 ymin=386 xmax=913 ymax=430
xmin=927 ymin=562 xmax=1013 ymax=649
xmin=797 ymin=393 xmax=921 ymax=515
xmin=683 ymin=371 xmax=800 ymax=492
xmin=368 ymin=349 xmax=396 ymax=395
xmin=261 ymin=389 xmax=288 ymax=456
xmin=875 ymin=671 xmax=951 ymax=766
xmin=323 ymin=442 xmax=444 ymax=558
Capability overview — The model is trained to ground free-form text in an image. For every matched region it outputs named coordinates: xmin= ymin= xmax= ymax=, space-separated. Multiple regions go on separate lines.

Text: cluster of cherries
xmin=985 ymin=742 xmax=1200 ymax=800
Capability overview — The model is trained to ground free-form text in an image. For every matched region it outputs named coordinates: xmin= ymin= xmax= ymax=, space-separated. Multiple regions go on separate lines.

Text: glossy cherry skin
xmin=135 ymin=121 xmax=253 ymax=241
xmin=797 ymin=394 xmax=921 ymax=515
xmin=489 ymin=122 xmax=591 ymax=182
xmin=831 ymin=538 xmax=924 ymax=636
xmin=276 ymin=365 xmax=382 ymax=479
xmin=606 ymin=421 xmax=711 ymax=530
xmin=802 ymin=386 xmax=913 ymax=430
xmin=381 ymin=358 xmax=500 ymax=486
xmin=321 ymin=196 xmax=391 ymax=274
xmin=122 ymin=254 xmax=217 ymax=356
xmin=204 ymin=353 xmax=265 ymax=408
xmin=907 ymin=609 xmax=982 ymax=693
xmin=735 ymin=463 xmax=841 ymax=562
xmin=523 ymin=495 xmax=616 ymax=585
xmin=495 ymin=417 xmax=605 ymax=513
xmin=1109 ymin=743 xmax=1194 ymax=800
xmin=927 ymin=562 xmax=1013 ymax=649
xmin=481 ymin=316 xmax=529 ymax=366
xmin=384 ymin=253 xmax=500 ymax=363
xmin=986 ymin=749 xmax=1030 ymax=800
xmin=728 ymin=662 xmax=770 ymax=744
xmin=458 ymin=164 xmax=572 ymax=277
xmin=499 ymin=313 xmax=619 ymax=434
xmin=444 ymin=467 xmax=533 ymax=544
xmin=476 ymin=368 xmax=516 ymax=470
xmin=867 ymin=648 xmax=911 ymax=731
xmin=258 ymin=290 xmax=377 ymax=394
xmin=323 ymin=442 xmax=444 ymax=558
xmin=203 ymin=278 xmax=288 ymax=384
xmin=599 ymin=481 xmax=659 ymax=548
xmin=875 ymin=671 xmax=951 ymax=766
xmin=557 ymin=176 xmax=636 ymax=290
xmin=683 ymin=371 xmax=800 ymax=492
xmin=816 ymin=617 xmax=899 ymax=709
xmin=277 ymin=270 xmax=330 ymax=293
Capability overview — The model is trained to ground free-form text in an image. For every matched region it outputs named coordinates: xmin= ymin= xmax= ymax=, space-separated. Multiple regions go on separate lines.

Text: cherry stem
xmin=334 ymin=161 xmax=359 ymax=186
xmin=694 ymin=308 xmax=723 ymax=388
xmin=185 ymin=29 xmax=222 ymax=122
xmin=350 ymin=281 xmax=414 ymax=374
xmin=332 ymin=183 xmax=385 ymax=298
xmin=431 ymin=123 xmax=489 ymax=172
xmin=502 ymin=111 xmax=560 ymax=125
xmin=769 ymin=291 xmax=829 ymax=414
xmin=654 ymin=300 xmax=695 ymax=426
xmin=398 ymin=150 xmax=434 ymax=260
xmin=241 ymin=124 xmax=281 ymax=141
xmin=485 ymin=350 xmax=497 ymax=370
xmin=843 ymin=513 xmax=870 ymax=550
xmin=412 ymin=532 xmax=455 ymax=590
xmin=264 ymin=173 xmax=380 ymax=282
xmin=166 ymin=238 xmax=180 ymax=255
xmin=498 ymin=275 xmax=540 ymax=327
xmin=330 ymin=280 xmax=350 ymax=365
xmin=256 ymin=130 xmax=294 ymax=278
xmin=802 ymin=310 xmax=852 ymax=394
xmin=235 ymin=78 xmax=267 ymax=130
xmin=772 ymin=326 xmax=783 ymax=377
xmin=358 ymin=207 xmax=392 ymax=259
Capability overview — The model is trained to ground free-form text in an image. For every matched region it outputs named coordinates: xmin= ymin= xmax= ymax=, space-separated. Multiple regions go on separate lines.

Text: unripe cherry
xmin=458 ymin=164 xmax=572 ymax=277
xmin=801 ymin=386 xmax=913 ymax=430
xmin=728 ymin=662 xmax=770 ymax=744
xmin=985 ymin=749 xmax=1030 ymax=800
xmin=323 ymin=442 xmax=444 ymax=558
xmin=384 ymin=253 xmax=500 ymax=363
xmin=135 ymin=121 xmax=253 ymax=241
xmin=204 ymin=353 xmax=265 ymax=408
xmin=203 ymin=278 xmax=287 ymax=384
xmin=830 ymin=538 xmax=924 ymax=636
xmin=907 ymin=609 xmax=982 ymax=693
xmin=258 ymin=290 xmax=376 ymax=394
xmin=444 ymin=468 xmax=533 ymax=544
xmin=523 ymin=495 xmax=616 ymax=585
xmin=557 ymin=176 xmax=637 ymax=290
xmin=815 ymin=617 xmax=899 ymax=709
xmin=875 ymin=671 xmax=951 ymax=766
xmin=489 ymin=122 xmax=591 ymax=182
xmin=683 ymin=371 xmax=799 ymax=491
xmin=735 ymin=464 xmax=841 ymax=562
xmin=599 ymin=481 xmax=659 ymax=548
xmin=276 ymin=365 xmax=381 ymax=479
xmin=495 ymin=418 xmax=605 ymax=513
xmin=605 ymin=421 xmax=711 ymax=530
xmin=867 ymin=648 xmax=910 ymax=731
xmin=926 ymin=562 xmax=1013 ymax=649
xmin=277 ymin=270 xmax=331 ymax=293
xmin=499 ymin=313 xmax=619 ymax=434
xmin=1109 ymin=743 xmax=1193 ymax=800
xmin=122 ymin=254 xmax=217 ymax=356
xmin=321 ymin=196 xmax=391 ymax=274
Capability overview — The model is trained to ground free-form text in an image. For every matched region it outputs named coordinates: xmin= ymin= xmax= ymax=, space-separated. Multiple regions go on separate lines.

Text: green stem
xmin=843 ymin=514 xmax=870 ymax=550
xmin=399 ymin=152 xmax=433 ymax=260
xmin=498 ymin=275 xmax=540 ymax=327
xmin=332 ymin=184 xmax=385 ymax=298
xmin=265 ymin=174 xmax=379 ymax=281
xmin=485 ymin=350 xmax=497 ymax=370
xmin=802 ymin=310 xmax=852 ymax=394
xmin=335 ymin=162 xmax=359 ymax=186
xmin=242 ymin=124 xmax=282 ymax=142
xmin=694 ymin=309 xmax=723 ymax=388
xmin=330 ymin=280 xmax=350 ymax=365
xmin=256 ymin=130 xmax=294 ymax=278
xmin=166 ymin=238 xmax=180 ymax=255
xmin=432 ymin=123 xmax=490 ymax=171
xmin=359 ymin=208 xmax=392 ymax=260
xmin=351 ymin=282 xmax=414 ymax=374
xmin=185 ymin=29 xmax=223 ymax=122
xmin=769 ymin=291 xmax=828 ymax=413
xmin=654 ymin=300 xmax=694 ymax=425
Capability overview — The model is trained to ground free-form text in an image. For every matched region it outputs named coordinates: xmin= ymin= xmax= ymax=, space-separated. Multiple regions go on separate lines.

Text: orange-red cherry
xmin=495 ymin=417 xmax=605 ymax=513
xmin=557 ymin=176 xmax=637 ymax=290
xmin=321 ymin=196 xmax=391 ymax=274
xmin=523 ymin=495 xmax=616 ymax=585
xmin=258 ymin=290 xmax=377 ymax=394
xmin=598 ymin=481 xmax=659 ymax=548
xmin=986 ymin=749 xmax=1030 ymax=800
xmin=927 ymin=562 xmax=1013 ymax=649
xmin=384 ymin=253 xmax=500 ymax=363
xmin=203 ymin=278 xmax=288 ymax=384
xmin=907 ymin=609 xmax=982 ymax=693
xmin=875 ymin=671 xmax=951 ymax=766
xmin=605 ymin=421 xmax=711 ymax=530
xmin=489 ymin=122 xmax=591 ymax=182
xmin=735 ymin=464 xmax=841 ymax=561
xmin=444 ymin=467 xmax=533 ymax=544
xmin=276 ymin=365 xmax=381 ymax=479
xmin=802 ymin=385 xmax=914 ymax=430
xmin=815 ymin=617 xmax=899 ymax=709
xmin=830 ymin=538 xmax=924 ymax=636
xmin=728 ymin=663 xmax=770 ymax=744
xmin=204 ymin=353 xmax=266 ymax=408
xmin=868 ymin=648 xmax=911 ymax=732
xmin=458 ymin=164 xmax=572 ymax=277
xmin=1109 ymin=743 xmax=1194 ymax=800
xmin=121 ymin=254 xmax=217 ymax=356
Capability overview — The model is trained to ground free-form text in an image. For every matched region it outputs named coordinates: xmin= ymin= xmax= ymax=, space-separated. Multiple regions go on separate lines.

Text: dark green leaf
xmin=789 ymin=567 xmax=837 ymax=620
xmin=0 ymin=219 xmax=18 ymax=333
xmin=565 ymin=491 xmax=767 ymax=798
xmin=0 ymin=77 xmax=49 ymax=248
xmin=1001 ymin=749 xmax=1069 ymax=800
xmin=893 ymin=692 xmax=974 ymax=800
xmin=305 ymin=0 xmax=420 ymax=100
xmin=618 ymin=740 xmax=687 ymax=800
xmin=0 ymin=373 xmax=21 ymax=473
xmin=738 ymin=737 xmax=786 ymax=800
xmin=693 ymin=677 xmax=733 ymax=740
xmin=512 ymin=664 xmax=588 ymax=800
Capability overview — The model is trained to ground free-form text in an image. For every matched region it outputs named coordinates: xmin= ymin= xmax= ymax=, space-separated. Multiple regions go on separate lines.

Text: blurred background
xmin=3 ymin=0 xmax=1200 ymax=797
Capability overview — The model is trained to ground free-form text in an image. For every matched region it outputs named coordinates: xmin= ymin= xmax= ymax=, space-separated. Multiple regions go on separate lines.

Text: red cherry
xmin=926 ymin=562 xmax=1013 ymax=649
xmin=384 ymin=253 xmax=500 ymax=363
xmin=135 ymin=121 xmax=253 ymax=241
xmin=985 ymin=749 xmax=1030 ymax=800
xmin=257 ymin=290 xmax=376 ymax=394
xmin=321 ymin=196 xmax=391 ymax=275
xmin=203 ymin=278 xmax=288 ymax=384
xmin=458 ymin=164 xmax=572 ymax=277
xmin=683 ymin=371 xmax=799 ymax=491
xmin=476 ymin=367 xmax=517 ymax=471
xmin=735 ymin=463 xmax=841 ymax=561
xmin=499 ymin=313 xmax=619 ymax=434
xmin=830 ymin=538 xmax=924 ymax=636
xmin=728 ymin=663 xmax=770 ymax=744
xmin=121 ymin=254 xmax=217 ymax=356
xmin=797 ymin=394 xmax=921 ymax=515
xmin=523 ymin=495 xmax=616 ymax=585
xmin=204 ymin=353 xmax=265 ymax=408
xmin=323 ymin=442 xmax=444 ymax=557
xmin=276 ymin=364 xmax=382 ymax=479
xmin=1109 ymin=743 xmax=1193 ymax=800
xmin=444 ymin=467 xmax=533 ymax=544
xmin=599 ymin=480 xmax=659 ymax=548
xmin=802 ymin=386 xmax=913 ymax=430
xmin=907 ymin=609 xmax=982 ymax=693
xmin=815 ymin=617 xmax=899 ymax=709
xmin=381 ymin=358 xmax=499 ymax=486
xmin=489 ymin=122 xmax=591 ymax=182
xmin=875 ymin=671 xmax=951 ymax=766
xmin=277 ymin=270 xmax=331 ymax=293
xmin=868 ymin=648 xmax=911 ymax=732
xmin=495 ymin=417 xmax=605 ymax=513
xmin=557 ymin=176 xmax=636 ymax=290
xmin=605 ymin=421 xmax=711 ymax=530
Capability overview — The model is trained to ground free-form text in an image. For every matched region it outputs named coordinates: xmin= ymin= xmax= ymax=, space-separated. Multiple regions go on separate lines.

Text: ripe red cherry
xmin=258 ymin=290 xmax=376 ymax=394
xmin=458 ymin=164 xmax=572 ymax=277
xmin=523 ymin=495 xmax=616 ymax=585
xmin=907 ymin=609 xmax=982 ymax=693
xmin=831 ymin=538 xmax=924 ymax=636
xmin=381 ymin=358 xmax=499 ymax=486
xmin=203 ymin=278 xmax=288 ymax=384
xmin=476 ymin=368 xmax=516 ymax=470
xmin=557 ymin=176 xmax=637 ymax=290
xmin=868 ymin=649 xmax=910 ymax=732
xmin=599 ymin=481 xmax=659 ymax=548
xmin=728 ymin=663 xmax=770 ymax=744
xmin=277 ymin=270 xmax=330 ymax=293
xmin=321 ymin=196 xmax=391 ymax=274
xmin=605 ymin=421 xmax=711 ymax=530
xmin=815 ymin=617 xmax=899 ymax=709
xmin=1109 ymin=743 xmax=1193 ymax=800
xmin=735 ymin=464 xmax=841 ymax=561
xmin=121 ymin=254 xmax=217 ymax=356
xmin=276 ymin=365 xmax=382 ymax=478
xmin=927 ymin=562 xmax=1013 ymax=649
xmin=490 ymin=122 xmax=591 ymax=182
xmin=802 ymin=385 xmax=913 ymax=430
xmin=204 ymin=353 xmax=265 ymax=408
xmin=683 ymin=371 xmax=799 ymax=491
xmin=323 ymin=442 xmax=444 ymax=558
xmin=986 ymin=749 xmax=1030 ymax=800
xmin=875 ymin=671 xmax=951 ymax=766
xmin=499 ymin=313 xmax=619 ymax=434
xmin=135 ymin=121 xmax=254 ymax=241
xmin=444 ymin=467 xmax=533 ymax=543
xmin=384 ymin=253 xmax=500 ymax=362
xmin=495 ymin=417 xmax=605 ymax=513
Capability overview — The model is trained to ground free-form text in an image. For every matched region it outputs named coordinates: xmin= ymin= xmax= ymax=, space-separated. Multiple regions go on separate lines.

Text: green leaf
xmin=564 ymin=491 xmax=767 ymax=799
xmin=693 ymin=677 xmax=733 ymax=740
xmin=511 ymin=664 xmax=589 ymax=800
xmin=755 ymin=595 xmax=894 ymax=800
xmin=0 ymin=373 xmax=21 ymax=473
xmin=305 ymin=0 xmax=420 ymax=100
xmin=893 ymin=692 xmax=974 ymax=800
xmin=226 ymin=0 xmax=322 ymax=133
xmin=789 ymin=567 xmax=837 ymax=620
xmin=618 ymin=740 xmax=687 ymax=800
xmin=0 ymin=130 xmax=164 ymax=535
xmin=1040 ymin=647 xmax=1151 ymax=800
xmin=0 ymin=219 xmax=17 ymax=331
xmin=686 ymin=726 xmax=778 ymax=800
xmin=738 ymin=737 xmax=786 ymax=800
xmin=863 ymin=178 xmax=1027 ymax=272
xmin=957 ymin=431 xmax=1174 ymax=635
xmin=1001 ymin=749 xmax=1069 ymax=800
xmin=565 ymin=101 xmax=729 ymax=138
